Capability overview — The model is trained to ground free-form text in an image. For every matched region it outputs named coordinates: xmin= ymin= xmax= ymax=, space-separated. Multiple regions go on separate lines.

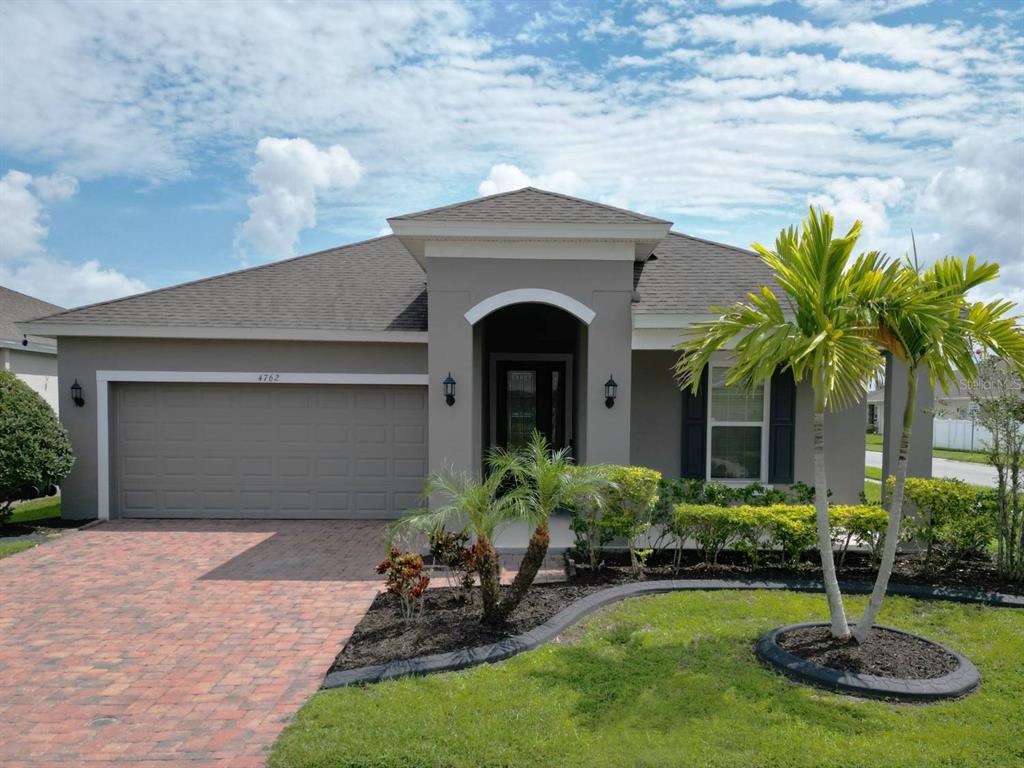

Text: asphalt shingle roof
xmin=389 ymin=187 xmax=670 ymax=225
xmin=31 ymin=236 xmax=427 ymax=332
xmin=0 ymin=286 xmax=63 ymax=345
xmin=634 ymin=232 xmax=779 ymax=314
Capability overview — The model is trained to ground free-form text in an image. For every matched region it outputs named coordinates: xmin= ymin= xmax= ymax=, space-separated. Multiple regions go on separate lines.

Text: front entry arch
xmin=464 ymin=289 xmax=596 ymax=326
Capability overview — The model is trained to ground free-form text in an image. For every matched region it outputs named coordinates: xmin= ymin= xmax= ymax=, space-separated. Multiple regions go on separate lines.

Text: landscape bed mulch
xmin=777 ymin=625 xmax=958 ymax=679
xmin=329 ymin=550 xmax=1020 ymax=675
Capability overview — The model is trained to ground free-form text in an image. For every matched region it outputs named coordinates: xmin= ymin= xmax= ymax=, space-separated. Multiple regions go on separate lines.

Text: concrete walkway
xmin=865 ymin=450 xmax=998 ymax=487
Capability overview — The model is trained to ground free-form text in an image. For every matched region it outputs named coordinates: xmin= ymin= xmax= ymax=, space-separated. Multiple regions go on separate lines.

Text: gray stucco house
xmin=21 ymin=188 xmax=929 ymax=521
xmin=2 ymin=286 xmax=62 ymax=413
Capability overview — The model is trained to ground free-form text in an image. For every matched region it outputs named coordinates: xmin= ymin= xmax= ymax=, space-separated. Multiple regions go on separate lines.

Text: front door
xmin=494 ymin=360 xmax=568 ymax=451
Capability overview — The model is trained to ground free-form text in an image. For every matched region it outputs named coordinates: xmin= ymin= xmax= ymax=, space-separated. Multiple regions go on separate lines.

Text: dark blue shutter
xmin=768 ymin=368 xmax=796 ymax=484
xmin=680 ymin=369 xmax=707 ymax=479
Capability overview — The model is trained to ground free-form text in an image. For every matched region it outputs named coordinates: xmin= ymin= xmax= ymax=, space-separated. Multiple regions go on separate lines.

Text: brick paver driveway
xmin=0 ymin=520 xmax=386 ymax=767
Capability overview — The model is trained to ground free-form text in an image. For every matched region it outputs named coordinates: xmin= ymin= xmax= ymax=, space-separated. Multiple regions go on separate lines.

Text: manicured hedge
xmin=885 ymin=476 xmax=995 ymax=566
xmin=672 ymin=503 xmax=888 ymax=565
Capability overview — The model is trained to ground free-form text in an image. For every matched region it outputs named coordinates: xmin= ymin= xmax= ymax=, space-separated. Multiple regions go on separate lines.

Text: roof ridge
xmin=524 ymin=187 xmax=670 ymax=224
xmin=388 ymin=186 xmax=541 ymax=221
xmin=666 ymin=230 xmax=758 ymax=258
xmin=30 ymin=234 xmax=402 ymax=324
xmin=389 ymin=186 xmax=670 ymax=224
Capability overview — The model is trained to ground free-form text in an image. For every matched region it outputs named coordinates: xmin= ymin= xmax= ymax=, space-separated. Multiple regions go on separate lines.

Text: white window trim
xmin=94 ymin=370 xmax=429 ymax=522
xmin=705 ymin=364 xmax=771 ymax=484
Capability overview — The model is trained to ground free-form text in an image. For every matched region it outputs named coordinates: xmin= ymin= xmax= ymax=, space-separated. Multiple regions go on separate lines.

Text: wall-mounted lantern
xmin=70 ymin=379 xmax=85 ymax=407
xmin=443 ymin=372 xmax=456 ymax=406
xmin=604 ymin=375 xmax=617 ymax=409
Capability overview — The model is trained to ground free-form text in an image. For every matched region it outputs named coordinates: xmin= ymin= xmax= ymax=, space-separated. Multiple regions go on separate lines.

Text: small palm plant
xmin=676 ymin=207 xmax=886 ymax=639
xmin=396 ymin=462 xmax=525 ymax=624
xmin=850 ymin=254 xmax=1024 ymax=642
xmin=488 ymin=431 xmax=610 ymax=622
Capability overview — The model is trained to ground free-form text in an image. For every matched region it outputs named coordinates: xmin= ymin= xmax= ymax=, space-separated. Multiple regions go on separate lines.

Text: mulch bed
xmin=329 ymin=549 xmax=1020 ymax=675
xmin=777 ymin=625 xmax=959 ymax=679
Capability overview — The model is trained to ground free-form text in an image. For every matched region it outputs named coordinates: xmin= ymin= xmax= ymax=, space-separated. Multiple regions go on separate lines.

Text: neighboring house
xmin=869 ymin=370 xmax=970 ymax=434
xmin=1 ymin=286 xmax=62 ymax=413
xmin=23 ymin=188 xmax=903 ymax=522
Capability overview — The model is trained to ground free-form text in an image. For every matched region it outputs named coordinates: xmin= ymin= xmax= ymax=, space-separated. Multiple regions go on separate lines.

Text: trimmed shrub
xmin=831 ymin=504 xmax=889 ymax=566
xmin=673 ymin=502 xmax=887 ymax=566
xmin=0 ymin=371 xmax=74 ymax=519
xmin=569 ymin=465 xmax=661 ymax=575
xmin=887 ymin=476 xmax=995 ymax=566
xmin=600 ymin=466 xmax=661 ymax=576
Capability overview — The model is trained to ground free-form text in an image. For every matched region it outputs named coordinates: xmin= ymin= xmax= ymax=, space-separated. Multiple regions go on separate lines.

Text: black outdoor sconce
xmin=443 ymin=372 xmax=456 ymax=406
xmin=70 ymin=379 xmax=85 ymax=407
xmin=604 ymin=375 xmax=618 ymax=408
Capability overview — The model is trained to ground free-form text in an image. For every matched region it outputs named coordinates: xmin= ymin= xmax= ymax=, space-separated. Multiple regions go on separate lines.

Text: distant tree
xmin=970 ymin=358 xmax=1024 ymax=581
xmin=0 ymin=371 xmax=74 ymax=519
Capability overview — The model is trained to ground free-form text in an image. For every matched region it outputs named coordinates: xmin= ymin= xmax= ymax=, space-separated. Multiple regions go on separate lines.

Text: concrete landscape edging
xmin=756 ymin=621 xmax=981 ymax=702
xmin=321 ymin=578 xmax=1023 ymax=689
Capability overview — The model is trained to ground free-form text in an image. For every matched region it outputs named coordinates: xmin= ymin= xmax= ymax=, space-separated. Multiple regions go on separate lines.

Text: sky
xmin=0 ymin=0 xmax=1022 ymax=310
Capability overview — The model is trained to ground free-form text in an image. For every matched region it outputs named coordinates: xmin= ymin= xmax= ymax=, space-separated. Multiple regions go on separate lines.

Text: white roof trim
xmin=17 ymin=323 xmax=427 ymax=344
xmin=464 ymin=289 xmax=596 ymax=326
xmin=632 ymin=312 xmax=717 ymax=329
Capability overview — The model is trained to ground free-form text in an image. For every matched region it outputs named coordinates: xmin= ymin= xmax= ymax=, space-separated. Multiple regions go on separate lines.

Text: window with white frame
xmin=707 ymin=366 xmax=770 ymax=481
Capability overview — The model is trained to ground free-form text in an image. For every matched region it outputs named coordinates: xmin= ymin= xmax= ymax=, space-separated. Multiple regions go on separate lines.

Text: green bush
xmin=600 ymin=466 xmax=661 ymax=576
xmin=569 ymin=465 xmax=661 ymax=575
xmin=831 ymin=504 xmax=889 ymax=566
xmin=0 ymin=371 xmax=74 ymax=519
xmin=672 ymin=502 xmax=887 ymax=567
xmin=886 ymin=476 xmax=995 ymax=566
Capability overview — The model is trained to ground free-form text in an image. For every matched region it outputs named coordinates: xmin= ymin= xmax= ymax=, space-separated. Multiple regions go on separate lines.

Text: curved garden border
xmin=321 ymin=578 xmax=1023 ymax=689
xmin=756 ymin=621 xmax=980 ymax=702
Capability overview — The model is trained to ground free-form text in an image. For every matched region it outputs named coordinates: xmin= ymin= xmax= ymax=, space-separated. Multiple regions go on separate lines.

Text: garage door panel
xmin=114 ymin=382 xmax=427 ymax=519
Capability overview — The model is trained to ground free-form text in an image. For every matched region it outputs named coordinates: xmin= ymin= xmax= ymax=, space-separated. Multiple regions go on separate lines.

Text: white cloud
xmin=798 ymin=0 xmax=931 ymax=22
xmin=808 ymin=176 xmax=906 ymax=249
xmin=0 ymin=256 xmax=149 ymax=308
xmin=0 ymin=169 xmax=145 ymax=306
xmin=919 ymin=135 xmax=1024 ymax=304
xmin=478 ymin=164 xmax=585 ymax=196
xmin=0 ymin=170 xmax=79 ymax=260
xmin=237 ymin=137 xmax=362 ymax=259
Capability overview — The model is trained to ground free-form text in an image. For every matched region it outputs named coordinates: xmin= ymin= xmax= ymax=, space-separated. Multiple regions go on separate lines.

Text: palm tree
xmin=850 ymin=254 xmax=1024 ymax=642
xmin=675 ymin=207 xmax=886 ymax=639
xmin=396 ymin=463 xmax=525 ymax=624
xmin=488 ymin=431 xmax=609 ymax=622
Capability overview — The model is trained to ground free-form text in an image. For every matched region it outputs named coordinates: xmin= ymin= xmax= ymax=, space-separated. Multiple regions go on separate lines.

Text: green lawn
xmin=0 ymin=540 xmax=38 ymax=559
xmin=5 ymin=496 xmax=62 ymax=526
xmin=864 ymin=478 xmax=881 ymax=503
xmin=866 ymin=433 xmax=990 ymax=465
xmin=271 ymin=591 xmax=1024 ymax=768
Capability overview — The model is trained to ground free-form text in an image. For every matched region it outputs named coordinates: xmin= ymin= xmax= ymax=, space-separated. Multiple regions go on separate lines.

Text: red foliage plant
xmin=376 ymin=546 xmax=430 ymax=620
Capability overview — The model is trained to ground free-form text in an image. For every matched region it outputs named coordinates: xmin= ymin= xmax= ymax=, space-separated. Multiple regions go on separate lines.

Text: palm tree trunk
xmin=853 ymin=371 xmax=917 ymax=643
xmin=476 ymin=535 xmax=502 ymax=624
xmin=813 ymin=407 xmax=851 ymax=639
xmin=492 ymin=522 xmax=550 ymax=624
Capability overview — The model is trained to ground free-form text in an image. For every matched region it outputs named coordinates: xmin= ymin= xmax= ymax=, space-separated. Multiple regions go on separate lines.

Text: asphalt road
xmin=865 ymin=450 xmax=998 ymax=487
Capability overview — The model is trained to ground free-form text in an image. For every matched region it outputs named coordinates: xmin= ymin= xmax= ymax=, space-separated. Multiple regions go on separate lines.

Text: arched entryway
xmin=475 ymin=302 xmax=586 ymax=458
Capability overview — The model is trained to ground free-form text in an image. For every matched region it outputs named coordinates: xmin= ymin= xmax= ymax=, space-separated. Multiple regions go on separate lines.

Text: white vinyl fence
xmin=932 ymin=418 xmax=992 ymax=452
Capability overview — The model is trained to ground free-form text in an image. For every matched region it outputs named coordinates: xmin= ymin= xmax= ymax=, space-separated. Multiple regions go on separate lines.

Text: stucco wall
xmin=630 ymin=350 xmax=682 ymax=476
xmin=4 ymin=347 xmax=59 ymax=413
xmin=793 ymin=383 xmax=868 ymax=504
xmin=425 ymin=245 xmax=634 ymax=473
xmin=55 ymin=337 xmax=427 ymax=519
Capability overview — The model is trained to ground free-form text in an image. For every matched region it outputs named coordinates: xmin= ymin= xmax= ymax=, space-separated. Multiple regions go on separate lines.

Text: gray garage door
xmin=112 ymin=382 xmax=428 ymax=519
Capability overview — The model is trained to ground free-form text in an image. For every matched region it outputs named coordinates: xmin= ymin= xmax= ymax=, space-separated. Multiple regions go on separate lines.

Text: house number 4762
xmin=257 ymin=373 xmax=280 ymax=383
